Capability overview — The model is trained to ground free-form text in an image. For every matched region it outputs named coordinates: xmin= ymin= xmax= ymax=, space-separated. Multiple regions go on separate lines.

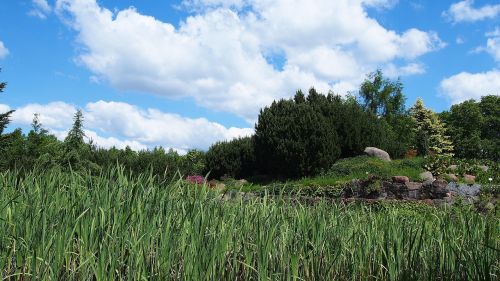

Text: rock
xmin=408 ymin=189 xmax=420 ymax=200
xmin=405 ymin=182 xmax=422 ymax=190
xmin=421 ymin=179 xmax=448 ymax=199
xmin=477 ymin=165 xmax=489 ymax=172
xmin=420 ymin=171 xmax=434 ymax=182
xmin=447 ymin=165 xmax=458 ymax=171
xmin=444 ymin=174 xmax=459 ymax=182
xmin=392 ymin=176 xmax=409 ymax=184
xmin=364 ymin=147 xmax=391 ymax=161
xmin=432 ymin=179 xmax=449 ymax=197
xmin=463 ymin=174 xmax=476 ymax=184
xmin=448 ymin=182 xmax=481 ymax=197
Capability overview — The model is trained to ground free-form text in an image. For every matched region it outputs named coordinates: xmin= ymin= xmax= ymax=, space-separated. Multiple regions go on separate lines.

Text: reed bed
xmin=0 ymin=167 xmax=498 ymax=280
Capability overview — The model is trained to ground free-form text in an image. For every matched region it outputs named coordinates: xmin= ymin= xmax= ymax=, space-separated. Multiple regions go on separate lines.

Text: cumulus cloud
xmin=55 ymin=0 xmax=442 ymax=122
xmin=0 ymin=41 xmax=9 ymax=59
xmin=439 ymin=70 xmax=500 ymax=104
xmin=28 ymin=0 xmax=52 ymax=19
xmin=443 ymin=0 xmax=500 ymax=23
xmin=8 ymin=100 xmax=253 ymax=151
xmin=0 ymin=104 xmax=11 ymax=113
xmin=485 ymin=27 xmax=500 ymax=62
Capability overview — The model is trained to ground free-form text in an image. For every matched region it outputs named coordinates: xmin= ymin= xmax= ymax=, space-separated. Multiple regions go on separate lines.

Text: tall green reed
xmin=0 ymin=167 xmax=498 ymax=280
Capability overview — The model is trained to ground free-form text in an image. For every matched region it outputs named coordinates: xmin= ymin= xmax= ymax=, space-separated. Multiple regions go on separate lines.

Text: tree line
xmin=1 ymin=69 xmax=498 ymax=180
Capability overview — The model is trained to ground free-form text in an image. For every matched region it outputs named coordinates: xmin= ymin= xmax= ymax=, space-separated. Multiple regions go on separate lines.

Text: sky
xmin=0 ymin=0 xmax=499 ymax=153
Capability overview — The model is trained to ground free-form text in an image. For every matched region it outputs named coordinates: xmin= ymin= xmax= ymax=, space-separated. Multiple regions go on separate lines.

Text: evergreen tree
xmin=64 ymin=110 xmax=85 ymax=151
xmin=0 ymin=69 xmax=14 ymax=136
xmin=410 ymin=98 xmax=453 ymax=157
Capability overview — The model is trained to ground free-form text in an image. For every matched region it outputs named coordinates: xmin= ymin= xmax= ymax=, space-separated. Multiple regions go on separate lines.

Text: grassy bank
xmin=1 ymin=167 xmax=498 ymax=280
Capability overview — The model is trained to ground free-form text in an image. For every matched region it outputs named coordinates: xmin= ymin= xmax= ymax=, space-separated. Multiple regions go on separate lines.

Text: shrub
xmin=254 ymin=89 xmax=407 ymax=178
xmin=205 ymin=137 xmax=256 ymax=179
xmin=254 ymin=89 xmax=341 ymax=178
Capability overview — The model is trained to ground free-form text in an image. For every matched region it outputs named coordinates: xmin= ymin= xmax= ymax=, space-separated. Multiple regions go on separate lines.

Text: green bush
xmin=254 ymin=89 xmax=406 ymax=178
xmin=255 ymin=89 xmax=341 ymax=178
xmin=205 ymin=137 xmax=256 ymax=179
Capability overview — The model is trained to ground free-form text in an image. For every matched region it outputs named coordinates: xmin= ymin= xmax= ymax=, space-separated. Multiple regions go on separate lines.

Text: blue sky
xmin=0 ymin=0 xmax=499 ymax=152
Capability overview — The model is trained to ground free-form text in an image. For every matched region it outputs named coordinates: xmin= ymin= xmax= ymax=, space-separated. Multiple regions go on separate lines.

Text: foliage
xmin=422 ymin=154 xmax=453 ymax=176
xmin=205 ymin=137 xmax=256 ymax=179
xmin=255 ymin=89 xmax=407 ymax=178
xmin=359 ymin=69 xmax=405 ymax=118
xmin=0 ymin=69 xmax=15 ymax=149
xmin=255 ymin=89 xmax=341 ymax=178
xmin=0 ymin=167 xmax=498 ymax=280
xmin=321 ymin=155 xmax=424 ymax=182
xmin=410 ymin=98 xmax=454 ymax=157
xmin=441 ymin=95 xmax=500 ymax=161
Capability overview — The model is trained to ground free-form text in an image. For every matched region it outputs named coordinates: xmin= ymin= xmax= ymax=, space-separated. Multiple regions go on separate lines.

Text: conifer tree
xmin=410 ymin=98 xmax=453 ymax=157
xmin=64 ymin=109 xmax=85 ymax=151
xmin=0 ymin=69 xmax=14 ymax=136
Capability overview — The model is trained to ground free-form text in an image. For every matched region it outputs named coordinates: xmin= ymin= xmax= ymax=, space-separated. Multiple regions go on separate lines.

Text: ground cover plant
xmin=1 ymin=167 xmax=498 ymax=280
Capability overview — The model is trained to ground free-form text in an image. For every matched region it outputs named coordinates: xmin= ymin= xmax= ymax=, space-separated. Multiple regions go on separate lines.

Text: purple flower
xmin=186 ymin=175 xmax=205 ymax=185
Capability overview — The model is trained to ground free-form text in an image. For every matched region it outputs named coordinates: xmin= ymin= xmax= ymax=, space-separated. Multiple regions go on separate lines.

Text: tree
xmin=64 ymin=110 xmax=85 ymax=151
xmin=410 ymin=98 xmax=453 ymax=157
xmin=205 ymin=137 xmax=256 ymax=179
xmin=0 ymin=69 xmax=14 ymax=136
xmin=441 ymin=95 xmax=499 ymax=160
xmin=359 ymin=69 xmax=405 ymax=118
xmin=255 ymin=89 xmax=341 ymax=178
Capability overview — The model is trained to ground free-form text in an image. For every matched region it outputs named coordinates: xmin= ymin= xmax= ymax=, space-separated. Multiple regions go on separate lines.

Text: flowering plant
xmin=186 ymin=175 xmax=205 ymax=185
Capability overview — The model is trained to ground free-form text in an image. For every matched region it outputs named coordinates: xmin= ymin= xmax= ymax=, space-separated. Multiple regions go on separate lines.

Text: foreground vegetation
xmin=1 ymin=168 xmax=498 ymax=280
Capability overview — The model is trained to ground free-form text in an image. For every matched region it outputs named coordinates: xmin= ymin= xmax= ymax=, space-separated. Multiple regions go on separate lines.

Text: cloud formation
xmin=28 ymin=0 xmax=52 ymax=19
xmin=6 ymin=100 xmax=253 ymax=152
xmin=439 ymin=70 xmax=500 ymax=104
xmin=55 ymin=0 xmax=443 ymax=122
xmin=444 ymin=0 xmax=500 ymax=23
xmin=0 ymin=41 xmax=9 ymax=59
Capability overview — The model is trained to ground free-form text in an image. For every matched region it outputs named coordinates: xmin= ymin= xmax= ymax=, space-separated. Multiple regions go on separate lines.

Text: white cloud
xmin=0 ymin=104 xmax=11 ymax=113
xmin=55 ymin=0 xmax=442 ymax=122
xmin=362 ymin=0 xmax=399 ymax=9
xmin=439 ymin=70 xmax=500 ymax=104
xmin=443 ymin=0 xmax=500 ymax=23
xmin=11 ymin=101 xmax=76 ymax=129
xmin=471 ymin=27 xmax=500 ymax=62
xmin=28 ymin=0 xmax=52 ymax=19
xmin=0 ymin=41 xmax=9 ymax=59
xmin=8 ymin=100 xmax=253 ymax=151
xmin=384 ymin=62 xmax=426 ymax=78
xmin=485 ymin=27 xmax=500 ymax=62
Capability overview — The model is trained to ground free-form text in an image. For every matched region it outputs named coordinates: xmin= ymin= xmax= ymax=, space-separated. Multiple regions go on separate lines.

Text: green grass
xmin=1 ymin=166 xmax=498 ymax=280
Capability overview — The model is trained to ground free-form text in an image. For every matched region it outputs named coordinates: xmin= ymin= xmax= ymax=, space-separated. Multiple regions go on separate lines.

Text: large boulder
xmin=364 ymin=147 xmax=391 ymax=161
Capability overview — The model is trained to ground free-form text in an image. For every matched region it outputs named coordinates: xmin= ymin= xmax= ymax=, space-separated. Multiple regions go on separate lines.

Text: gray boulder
xmin=420 ymin=171 xmax=434 ymax=182
xmin=364 ymin=147 xmax=391 ymax=161
xmin=448 ymin=182 xmax=481 ymax=197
